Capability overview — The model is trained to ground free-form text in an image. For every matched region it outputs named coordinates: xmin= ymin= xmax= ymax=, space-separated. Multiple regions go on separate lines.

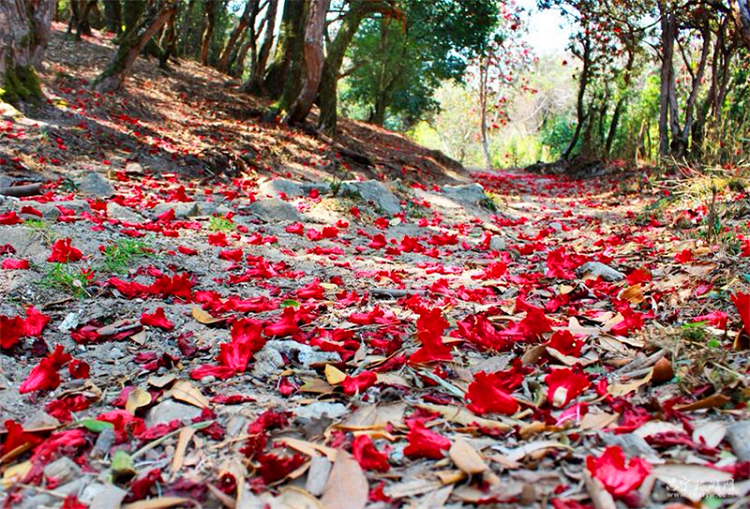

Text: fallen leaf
xmin=167 ymin=380 xmax=209 ymax=409
xmin=449 ymin=438 xmax=488 ymax=475
xmin=122 ymin=498 xmax=192 ymax=509
xmin=125 ymin=387 xmax=152 ymax=415
xmin=191 ymin=305 xmax=225 ymax=325
xmin=653 ymin=464 xmax=735 ymax=502
xmin=324 ymin=364 xmax=347 ymax=385
xmin=320 ymin=450 xmax=368 ymax=509
xmin=673 ymin=394 xmax=730 ymax=412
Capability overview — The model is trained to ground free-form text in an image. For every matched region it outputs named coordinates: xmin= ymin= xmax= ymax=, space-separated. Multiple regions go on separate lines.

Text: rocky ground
xmin=1 ymin=23 xmax=750 ymax=509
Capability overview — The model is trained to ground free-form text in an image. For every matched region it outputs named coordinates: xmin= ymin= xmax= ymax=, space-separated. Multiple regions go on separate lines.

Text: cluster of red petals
xmin=190 ymin=318 xmax=265 ymax=380
xmin=403 ymin=421 xmax=451 ymax=459
xmin=0 ymin=307 xmax=51 ymax=349
xmin=47 ymin=238 xmax=83 ymax=263
xmin=546 ymin=368 xmax=591 ymax=408
xmin=466 ymin=370 xmax=520 ymax=415
xmin=409 ymin=306 xmax=452 ymax=364
xmin=352 ymin=435 xmax=390 ymax=472
xmin=586 ymin=446 xmax=651 ymax=497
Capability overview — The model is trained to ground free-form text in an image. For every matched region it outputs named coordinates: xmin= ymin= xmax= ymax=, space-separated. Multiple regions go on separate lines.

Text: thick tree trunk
xmin=479 ymin=55 xmax=491 ymax=169
xmin=734 ymin=0 xmax=750 ymax=49
xmin=673 ymin=25 xmax=711 ymax=155
xmin=177 ymin=0 xmax=196 ymax=57
xmin=92 ymin=0 xmax=178 ymax=93
xmin=122 ymin=0 xmax=145 ymax=36
xmin=158 ymin=10 xmax=178 ymax=69
xmin=284 ymin=0 xmax=330 ymax=124
xmin=0 ymin=0 xmax=54 ymax=103
xmin=200 ymin=0 xmax=221 ymax=66
xmin=217 ymin=0 xmax=256 ymax=73
xmin=605 ymin=48 xmax=635 ymax=155
xmin=263 ymin=0 xmax=306 ymax=99
xmin=317 ymin=0 xmax=396 ymax=135
xmin=102 ymin=0 xmax=122 ymax=35
xmin=563 ymin=36 xmax=590 ymax=161
xmin=658 ymin=10 xmax=676 ymax=157
xmin=74 ymin=0 xmax=96 ymax=40
xmin=242 ymin=0 xmax=278 ymax=90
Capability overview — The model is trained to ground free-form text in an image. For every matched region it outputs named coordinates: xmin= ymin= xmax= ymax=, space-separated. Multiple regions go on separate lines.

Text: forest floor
xmin=1 ymin=24 xmax=750 ymax=509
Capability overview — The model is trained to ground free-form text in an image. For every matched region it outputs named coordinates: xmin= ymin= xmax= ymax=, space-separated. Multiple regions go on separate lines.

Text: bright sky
xmin=517 ymin=0 xmax=572 ymax=56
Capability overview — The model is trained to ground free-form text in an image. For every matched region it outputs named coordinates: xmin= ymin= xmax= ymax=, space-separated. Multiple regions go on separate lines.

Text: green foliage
xmin=41 ymin=263 xmax=93 ymax=298
xmin=342 ymin=0 xmax=499 ymax=129
xmin=208 ymin=215 xmax=235 ymax=232
xmin=101 ymin=239 xmax=152 ymax=273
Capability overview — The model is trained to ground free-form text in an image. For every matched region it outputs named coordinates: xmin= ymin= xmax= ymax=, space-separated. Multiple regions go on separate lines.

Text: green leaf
xmin=80 ymin=419 xmax=115 ymax=433
xmin=281 ymin=299 xmax=300 ymax=308
xmin=111 ymin=450 xmax=135 ymax=476
xmin=681 ymin=321 xmax=706 ymax=329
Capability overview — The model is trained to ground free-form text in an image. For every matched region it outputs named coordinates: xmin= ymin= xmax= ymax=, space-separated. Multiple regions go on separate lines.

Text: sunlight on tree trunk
xmin=734 ymin=0 xmax=750 ymax=49
xmin=92 ymin=0 xmax=178 ymax=93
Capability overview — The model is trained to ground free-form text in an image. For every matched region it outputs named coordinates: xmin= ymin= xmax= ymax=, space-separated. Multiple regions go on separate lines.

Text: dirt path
xmin=1 ymin=161 xmax=748 ymax=508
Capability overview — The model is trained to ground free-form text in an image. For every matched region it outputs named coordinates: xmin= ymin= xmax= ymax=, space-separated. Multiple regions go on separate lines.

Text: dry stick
xmin=0 ymin=183 xmax=45 ymax=197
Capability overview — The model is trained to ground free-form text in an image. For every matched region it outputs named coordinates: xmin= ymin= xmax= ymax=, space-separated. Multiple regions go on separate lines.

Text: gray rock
xmin=17 ymin=479 xmax=87 ymax=509
xmin=258 ymin=178 xmax=330 ymax=199
xmin=490 ymin=235 xmax=506 ymax=251
xmin=253 ymin=340 xmax=340 ymax=377
xmin=294 ymin=402 xmax=348 ymax=420
xmin=107 ymin=202 xmax=143 ymax=222
xmin=306 ymin=456 xmax=333 ymax=496
xmin=2 ymin=227 xmax=46 ymax=262
xmin=727 ymin=422 xmax=750 ymax=461
xmin=442 ymin=183 xmax=488 ymax=205
xmin=84 ymin=483 xmax=128 ymax=509
xmin=340 ymin=180 xmax=401 ymax=215
xmin=35 ymin=200 xmax=92 ymax=220
xmin=77 ymin=172 xmax=115 ymax=198
xmin=145 ymin=400 xmax=203 ymax=427
xmin=601 ymin=432 xmax=658 ymax=460
xmin=579 ymin=261 xmax=625 ymax=281
xmin=92 ymin=428 xmax=116 ymax=459
xmin=43 ymin=456 xmax=81 ymax=484
xmin=246 ymin=198 xmax=303 ymax=222
xmin=151 ymin=202 xmax=201 ymax=219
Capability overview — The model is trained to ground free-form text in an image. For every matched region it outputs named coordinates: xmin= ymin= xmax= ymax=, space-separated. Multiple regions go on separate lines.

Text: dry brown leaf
xmin=449 ymin=438 xmax=488 ymax=475
xmin=673 ymin=394 xmax=730 ymax=412
xmin=579 ymin=412 xmax=619 ymax=431
xmin=504 ymin=440 xmax=571 ymax=462
xmin=583 ymin=471 xmax=617 ymax=509
xmin=653 ymin=464 xmax=735 ymax=502
xmin=618 ymin=284 xmax=644 ymax=304
xmin=279 ymin=437 xmax=337 ymax=461
xmin=336 ymin=403 xmax=406 ymax=431
xmin=298 ymin=377 xmax=334 ymax=394
xmin=167 ymin=380 xmax=209 ymax=409
xmin=608 ymin=369 xmax=653 ymax=397
xmin=125 ymin=388 xmax=152 ymax=415
xmin=147 ymin=374 xmax=176 ymax=388
xmin=170 ymin=426 xmax=196 ymax=473
xmin=122 ymin=497 xmax=192 ymax=509
xmin=278 ymin=486 xmax=325 ymax=509
xmin=191 ymin=305 xmax=225 ymax=325
xmin=691 ymin=421 xmax=726 ymax=448
xmin=320 ymin=450 xmax=368 ymax=509
xmin=416 ymin=403 xmax=511 ymax=432
xmin=324 ymin=364 xmax=347 ymax=385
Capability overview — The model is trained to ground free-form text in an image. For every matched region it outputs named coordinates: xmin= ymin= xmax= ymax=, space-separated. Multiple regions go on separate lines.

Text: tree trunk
xmin=200 ymin=0 xmax=221 ymax=65
xmin=92 ymin=0 xmax=178 ymax=93
xmin=479 ymin=55 xmax=491 ymax=169
xmin=217 ymin=0 xmax=256 ymax=73
xmin=242 ymin=0 xmax=278 ymax=89
xmin=177 ymin=0 xmax=196 ymax=57
xmin=673 ymin=25 xmax=711 ymax=156
xmin=102 ymin=0 xmax=122 ymax=35
xmin=0 ymin=0 xmax=54 ymax=103
xmin=74 ymin=0 xmax=96 ymax=40
xmin=734 ymin=0 xmax=750 ymax=49
xmin=122 ymin=0 xmax=145 ymax=36
xmin=658 ymin=8 xmax=678 ymax=157
xmin=317 ymin=0 xmax=396 ymax=135
xmin=284 ymin=0 xmax=329 ymax=124
xmin=263 ymin=0 xmax=306 ymax=99
xmin=563 ymin=35 xmax=590 ymax=161
xmin=605 ymin=47 xmax=635 ymax=155
xmin=158 ymin=10 xmax=178 ymax=69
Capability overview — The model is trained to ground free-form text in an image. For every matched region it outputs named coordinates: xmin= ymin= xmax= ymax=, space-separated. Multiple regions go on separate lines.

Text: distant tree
xmin=735 ymin=0 xmax=750 ymax=49
xmin=102 ymin=0 xmax=123 ymax=36
xmin=0 ymin=0 xmax=55 ymax=103
xmin=92 ymin=0 xmax=179 ymax=93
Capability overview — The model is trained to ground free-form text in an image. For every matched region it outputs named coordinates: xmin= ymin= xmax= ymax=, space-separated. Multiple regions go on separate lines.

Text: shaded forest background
xmin=2 ymin=0 xmax=750 ymax=172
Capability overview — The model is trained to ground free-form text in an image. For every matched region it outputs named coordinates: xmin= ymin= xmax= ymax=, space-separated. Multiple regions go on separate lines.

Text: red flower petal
xmin=466 ymin=371 xmax=519 ymax=415
xmin=342 ymin=371 xmax=377 ymax=395
xmin=546 ymin=368 xmax=591 ymax=408
xmin=586 ymin=446 xmax=651 ymax=497
xmin=140 ymin=307 xmax=174 ymax=330
xmin=352 ymin=435 xmax=390 ymax=472
xmin=403 ymin=421 xmax=450 ymax=459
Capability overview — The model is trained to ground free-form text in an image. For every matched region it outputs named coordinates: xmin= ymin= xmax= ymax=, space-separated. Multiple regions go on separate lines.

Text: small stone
xmin=2 ymin=227 xmax=46 ymax=262
xmin=84 ymin=483 xmax=128 ymax=509
xmin=43 ymin=457 xmax=81 ymax=484
xmin=36 ymin=200 xmax=91 ymax=219
xmin=257 ymin=178 xmax=330 ymax=199
xmin=579 ymin=261 xmax=625 ymax=282
xmin=245 ymin=198 xmax=303 ymax=222
xmin=151 ymin=202 xmax=201 ymax=219
xmin=92 ymin=428 xmax=116 ymax=459
xmin=442 ymin=183 xmax=489 ymax=205
xmin=200 ymin=375 xmax=216 ymax=385
xmin=306 ymin=456 xmax=333 ymax=496
xmin=107 ymin=202 xmax=142 ymax=222
xmin=58 ymin=312 xmax=81 ymax=332
xmin=727 ymin=422 xmax=750 ymax=461
xmin=145 ymin=400 xmax=203 ymax=427
xmin=294 ymin=402 xmax=348 ymax=420
xmin=77 ymin=172 xmax=115 ymax=198
xmin=340 ymin=180 xmax=401 ymax=215
xmin=490 ymin=236 xmax=506 ymax=251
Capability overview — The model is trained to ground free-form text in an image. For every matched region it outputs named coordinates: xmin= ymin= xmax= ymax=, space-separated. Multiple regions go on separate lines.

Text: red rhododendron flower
xmin=140 ymin=307 xmax=174 ymax=330
xmin=68 ymin=359 xmax=90 ymax=379
xmin=1 ymin=258 xmax=29 ymax=270
xmin=342 ymin=371 xmax=377 ymax=395
xmin=0 ymin=211 xmax=23 ymax=225
xmin=409 ymin=307 xmax=452 ymax=363
xmin=626 ymin=268 xmax=652 ymax=285
xmin=546 ymin=368 xmax=591 ymax=408
xmin=586 ymin=446 xmax=651 ymax=497
xmin=190 ymin=318 xmax=265 ymax=380
xmin=31 ymin=429 xmax=87 ymax=463
xmin=60 ymin=495 xmax=87 ymax=509
xmin=285 ymin=222 xmax=304 ymax=235
xmin=19 ymin=344 xmax=72 ymax=393
xmin=547 ymin=330 xmax=583 ymax=357
xmin=610 ymin=301 xmax=645 ymax=336
xmin=257 ymin=452 xmax=306 ymax=484
xmin=403 ymin=421 xmax=450 ymax=459
xmin=352 ymin=435 xmax=390 ymax=472
xmin=674 ymin=249 xmax=692 ymax=263
xmin=466 ymin=371 xmax=519 ymax=415
xmin=47 ymin=238 xmax=83 ymax=263
xmin=1 ymin=419 xmax=42 ymax=456
xmin=264 ymin=306 xmax=302 ymax=337
xmin=0 ymin=315 xmax=25 ymax=349
xmin=731 ymin=293 xmax=750 ymax=336
xmin=692 ymin=310 xmax=728 ymax=330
